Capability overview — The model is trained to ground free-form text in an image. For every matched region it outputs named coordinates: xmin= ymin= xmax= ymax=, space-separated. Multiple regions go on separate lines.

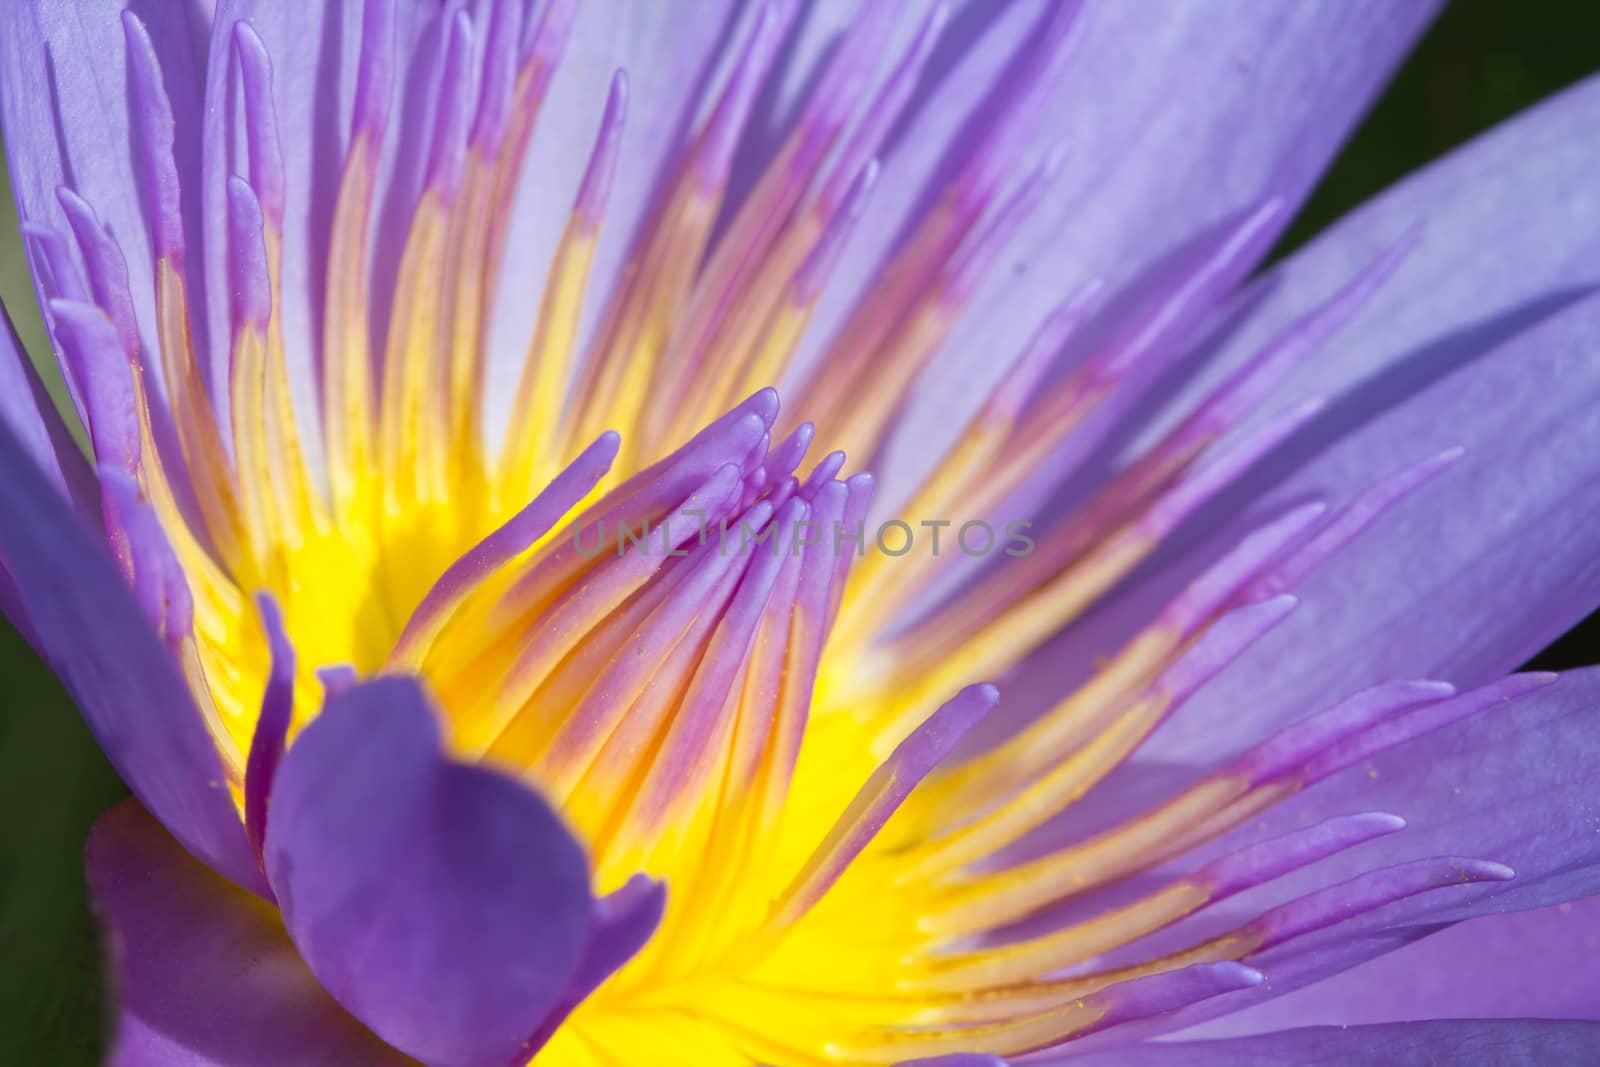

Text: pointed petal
xmin=1203 ymin=896 xmax=1600 ymax=1036
xmin=1100 ymin=671 xmax=1600 ymax=1037
xmin=1106 ymin=289 xmax=1600 ymax=780
xmin=864 ymin=0 xmax=1439 ymax=497
xmin=197 ymin=1 xmax=430 ymax=416
xmin=486 ymin=0 xmax=743 ymax=397
xmin=1063 ymin=76 xmax=1600 ymax=774
xmin=1209 ymin=669 xmax=1600 ymax=932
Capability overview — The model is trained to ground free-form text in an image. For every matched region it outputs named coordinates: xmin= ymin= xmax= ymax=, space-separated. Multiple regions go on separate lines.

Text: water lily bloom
xmin=4 ymin=0 xmax=1600 ymax=1063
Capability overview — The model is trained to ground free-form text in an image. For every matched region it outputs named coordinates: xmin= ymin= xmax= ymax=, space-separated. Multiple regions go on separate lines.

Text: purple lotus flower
xmin=2 ymin=1 xmax=1598 ymax=1064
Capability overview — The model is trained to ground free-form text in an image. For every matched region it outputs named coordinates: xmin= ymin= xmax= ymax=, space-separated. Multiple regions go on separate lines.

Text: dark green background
xmin=2 ymin=3 xmax=1597 ymax=1063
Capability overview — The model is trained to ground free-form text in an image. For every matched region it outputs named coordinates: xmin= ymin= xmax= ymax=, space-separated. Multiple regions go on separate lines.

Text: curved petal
xmin=0 ymin=0 xmax=209 ymax=368
xmin=1044 ymin=75 xmax=1600 ymax=776
xmin=525 ymin=875 xmax=669 ymax=1051
xmin=88 ymin=800 xmax=415 ymax=1067
xmin=262 ymin=676 xmax=594 ymax=1067
xmin=0 ymin=415 xmax=262 ymax=895
xmin=1039 ymin=1020 xmax=1600 ymax=1066
xmin=1199 ymin=896 xmax=1600 ymax=1037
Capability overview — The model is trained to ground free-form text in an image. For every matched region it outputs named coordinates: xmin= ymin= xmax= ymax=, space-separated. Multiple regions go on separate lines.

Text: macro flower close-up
xmin=3 ymin=0 xmax=1600 ymax=1064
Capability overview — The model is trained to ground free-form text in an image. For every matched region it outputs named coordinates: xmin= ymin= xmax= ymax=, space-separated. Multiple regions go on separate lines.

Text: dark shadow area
xmin=1270 ymin=0 xmax=1600 ymax=261
xmin=0 ymin=618 xmax=126 ymax=1067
